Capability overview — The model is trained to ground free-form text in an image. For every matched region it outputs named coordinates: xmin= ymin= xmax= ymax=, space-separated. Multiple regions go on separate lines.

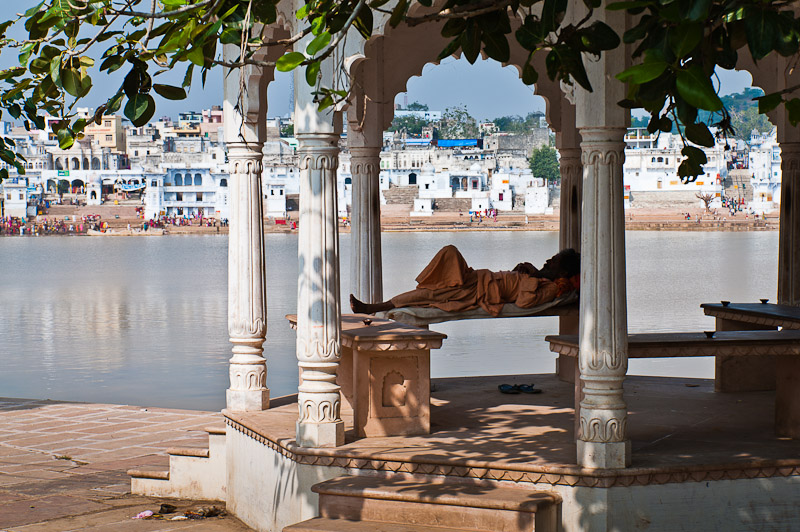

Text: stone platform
xmin=0 ymin=398 xmax=252 ymax=531
xmin=224 ymin=374 xmax=800 ymax=531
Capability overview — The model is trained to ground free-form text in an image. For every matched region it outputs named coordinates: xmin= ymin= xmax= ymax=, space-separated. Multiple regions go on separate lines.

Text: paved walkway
xmin=0 ymin=398 xmax=252 ymax=531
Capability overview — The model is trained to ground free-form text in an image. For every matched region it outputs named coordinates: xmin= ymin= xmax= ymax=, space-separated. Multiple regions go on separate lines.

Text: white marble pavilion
xmin=130 ymin=2 xmax=800 ymax=531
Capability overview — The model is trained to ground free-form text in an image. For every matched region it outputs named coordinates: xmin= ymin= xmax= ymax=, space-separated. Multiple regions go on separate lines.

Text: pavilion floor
xmin=225 ymin=373 xmax=800 ymax=479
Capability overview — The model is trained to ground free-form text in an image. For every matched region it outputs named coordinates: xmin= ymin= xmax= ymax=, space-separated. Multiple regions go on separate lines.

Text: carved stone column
xmin=226 ymin=142 xmax=269 ymax=411
xmin=779 ymin=142 xmax=800 ymax=306
xmin=558 ymin=148 xmax=582 ymax=252
xmin=295 ymin=133 xmax=344 ymax=447
xmin=350 ymin=146 xmax=383 ymax=303
xmin=577 ymin=127 xmax=630 ymax=469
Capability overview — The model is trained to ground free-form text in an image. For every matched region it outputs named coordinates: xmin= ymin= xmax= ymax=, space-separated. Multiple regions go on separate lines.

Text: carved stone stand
xmin=226 ymin=142 xmax=269 ymax=411
xmin=577 ymin=127 xmax=630 ymax=469
xmin=295 ymin=133 xmax=345 ymax=448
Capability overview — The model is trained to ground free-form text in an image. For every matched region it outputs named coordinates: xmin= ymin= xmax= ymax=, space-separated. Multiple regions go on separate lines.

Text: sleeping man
xmin=349 ymin=245 xmax=580 ymax=317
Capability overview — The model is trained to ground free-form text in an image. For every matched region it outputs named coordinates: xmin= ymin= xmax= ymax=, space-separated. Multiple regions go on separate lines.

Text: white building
xmin=749 ymin=129 xmax=781 ymax=213
xmin=144 ymin=168 xmax=230 ymax=220
xmin=1 ymin=177 xmax=29 ymax=218
xmin=623 ymin=128 xmax=726 ymax=208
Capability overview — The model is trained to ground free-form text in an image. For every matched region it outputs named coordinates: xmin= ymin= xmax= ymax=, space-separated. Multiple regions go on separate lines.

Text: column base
xmin=226 ymin=388 xmax=269 ymax=412
xmin=296 ymin=420 xmax=344 ymax=448
xmin=577 ymin=439 xmax=631 ymax=469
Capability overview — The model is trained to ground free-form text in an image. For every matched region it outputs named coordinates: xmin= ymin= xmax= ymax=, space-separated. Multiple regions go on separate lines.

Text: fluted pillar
xmin=779 ymin=143 xmax=800 ymax=306
xmin=558 ymin=148 xmax=583 ymax=252
xmin=295 ymin=132 xmax=344 ymax=447
xmin=350 ymin=146 xmax=383 ymax=303
xmin=577 ymin=127 xmax=630 ymax=469
xmin=226 ymin=142 xmax=269 ymax=411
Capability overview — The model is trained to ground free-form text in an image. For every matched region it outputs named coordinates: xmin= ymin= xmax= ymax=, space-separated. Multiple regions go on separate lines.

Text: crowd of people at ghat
xmin=0 ymin=216 xmax=96 ymax=235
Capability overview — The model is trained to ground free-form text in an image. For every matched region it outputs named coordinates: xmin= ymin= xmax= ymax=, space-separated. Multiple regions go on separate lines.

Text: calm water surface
xmin=0 ymin=231 xmax=778 ymax=410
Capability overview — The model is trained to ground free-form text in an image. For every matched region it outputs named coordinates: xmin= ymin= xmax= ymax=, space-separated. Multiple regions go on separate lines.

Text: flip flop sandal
xmin=498 ymin=384 xmax=521 ymax=394
xmin=517 ymin=384 xmax=543 ymax=394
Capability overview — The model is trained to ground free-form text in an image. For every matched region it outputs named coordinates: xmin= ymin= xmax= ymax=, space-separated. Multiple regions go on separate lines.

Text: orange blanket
xmin=391 ymin=245 xmax=577 ymax=317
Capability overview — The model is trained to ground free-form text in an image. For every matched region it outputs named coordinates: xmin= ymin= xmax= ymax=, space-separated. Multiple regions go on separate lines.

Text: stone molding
xmin=549 ymin=341 xmax=800 ymax=357
xmin=224 ymin=416 xmax=800 ymax=488
xmin=342 ymin=339 xmax=443 ymax=351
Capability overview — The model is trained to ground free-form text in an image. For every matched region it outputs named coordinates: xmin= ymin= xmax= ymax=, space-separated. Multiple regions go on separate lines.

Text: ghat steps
xmin=128 ymin=426 xmax=226 ymax=501
xmin=383 ymin=185 xmax=419 ymax=205
xmin=284 ymin=475 xmax=560 ymax=532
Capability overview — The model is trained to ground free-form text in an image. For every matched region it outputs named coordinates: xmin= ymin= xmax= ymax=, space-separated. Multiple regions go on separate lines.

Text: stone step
xmin=129 ymin=427 xmax=226 ymax=501
xmin=313 ymin=475 xmax=560 ymax=532
xmin=284 ymin=517 xmax=468 ymax=532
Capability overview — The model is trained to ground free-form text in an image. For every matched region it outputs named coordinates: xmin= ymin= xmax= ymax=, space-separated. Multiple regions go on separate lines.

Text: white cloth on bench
xmin=380 ymin=291 xmax=579 ymax=327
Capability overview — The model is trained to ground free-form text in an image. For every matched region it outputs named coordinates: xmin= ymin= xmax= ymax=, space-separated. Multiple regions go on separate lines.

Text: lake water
xmin=0 ymin=231 xmax=778 ymax=410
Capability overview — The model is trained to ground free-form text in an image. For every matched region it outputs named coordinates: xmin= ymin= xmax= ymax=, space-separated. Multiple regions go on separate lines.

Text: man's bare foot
xmin=350 ymin=294 xmax=369 ymax=314
xmin=349 ymin=294 xmax=394 ymax=314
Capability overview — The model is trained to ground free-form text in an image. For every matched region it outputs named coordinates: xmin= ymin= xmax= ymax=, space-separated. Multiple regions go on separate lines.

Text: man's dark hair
xmin=559 ymin=248 xmax=580 ymax=277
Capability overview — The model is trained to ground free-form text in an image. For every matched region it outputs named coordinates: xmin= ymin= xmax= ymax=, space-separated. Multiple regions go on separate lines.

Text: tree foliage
xmin=387 ymin=113 xmax=431 ymax=135
xmin=529 ymin=144 xmax=559 ymax=182
xmin=493 ymin=112 xmax=544 ymax=133
xmin=0 ymin=0 xmax=798 ymax=183
xmin=438 ymin=105 xmax=478 ymax=139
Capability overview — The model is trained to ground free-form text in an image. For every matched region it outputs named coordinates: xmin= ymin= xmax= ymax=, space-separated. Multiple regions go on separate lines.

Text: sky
xmin=0 ymin=3 xmax=754 ymax=122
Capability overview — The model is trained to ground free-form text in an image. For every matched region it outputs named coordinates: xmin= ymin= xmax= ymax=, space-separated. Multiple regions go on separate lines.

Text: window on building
xmin=151 ymin=180 xmax=157 ymax=187
xmin=19 ymin=193 xmax=24 ymax=200
xmin=280 ymin=190 xmax=283 ymax=195
xmin=270 ymin=189 xmax=275 ymax=195
xmin=104 ymin=120 xmax=111 ymax=127
xmin=175 ymin=174 xmax=182 ymax=186
xmin=105 ymin=135 xmax=113 ymax=141
xmin=220 ymin=179 xmax=227 ymax=187
xmin=5 ymin=193 xmax=10 ymax=200
xmin=176 ymin=192 xmax=183 ymax=201
xmin=194 ymin=174 xmax=201 ymax=185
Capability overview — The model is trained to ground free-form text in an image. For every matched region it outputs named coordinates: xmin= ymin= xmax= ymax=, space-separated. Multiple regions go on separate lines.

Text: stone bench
xmin=545 ymin=330 xmax=800 ymax=438
xmin=287 ymin=314 xmax=446 ymax=438
xmin=702 ymin=302 xmax=800 ymax=393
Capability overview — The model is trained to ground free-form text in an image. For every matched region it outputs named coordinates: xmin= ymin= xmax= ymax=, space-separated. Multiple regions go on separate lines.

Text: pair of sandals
xmin=498 ymin=383 xmax=542 ymax=394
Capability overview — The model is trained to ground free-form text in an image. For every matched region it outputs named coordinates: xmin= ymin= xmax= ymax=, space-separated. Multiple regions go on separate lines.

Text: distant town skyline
xmin=0 ymin=3 xmax=753 ymax=123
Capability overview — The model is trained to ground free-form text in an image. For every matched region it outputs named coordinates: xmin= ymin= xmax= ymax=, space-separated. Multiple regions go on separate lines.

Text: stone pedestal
xmin=349 ymin=146 xmax=383 ymax=303
xmin=226 ymin=142 xmax=269 ymax=411
xmin=295 ymin=133 xmax=344 ymax=448
xmin=714 ymin=317 xmax=777 ymax=393
xmin=577 ymin=127 xmax=630 ymax=469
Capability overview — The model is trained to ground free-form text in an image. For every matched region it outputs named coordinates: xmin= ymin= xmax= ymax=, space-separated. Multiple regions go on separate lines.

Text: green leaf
xmin=522 ymin=64 xmax=538 ymax=85
xmin=580 ymin=21 xmax=620 ymax=51
xmin=353 ymin=7 xmax=373 ymax=39
xmin=56 ymin=127 xmax=74 ymax=150
xmin=682 ymin=145 xmax=707 ymax=165
xmin=389 ymin=0 xmax=408 ymax=27
xmin=61 ymin=68 xmax=91 ymax=97
xmin=515 ymin=16 xmax=543 ymax=51
xmin=305 ymin=61 xmax=320 ymax=86
xmin=541 ymin=0 xmax=567 ymax=34
xmin=276 ymin=52 xmax=306 ymax=72
xmin=124 ymin=93 xmax=156 ymax=127
xmin=306 ymin=31 xmax=331 ymax=56
xmin=186 ymin=47 xmax=205 ymax=67
xmin=757 ymin=92 xmax=782 ymax=114
xmin=744 ymin=7 xmax=778 ymax=60
xmin=686 ymin=0 xmax=711 ymax=21
xmin=461 ymin=21 xmax=481 ymax=64
xmin=153 ymin=84 xmax=186 ymax=100
xmin=616 ymin=61 xmax=667 ymax=84
xmin=786 ymin=99 xmax=800 ymax=126
xmin=668 ymin=22 xmax=702 ymax=58
xmin=684 ymin=122 xmax=715 ymax=147
xmin=676 ymin=64 xmax=722 ymax=112
xmin=436 ymin=37 xmax=461 ymax=61
xmin=482 ymin=32 xmax=509 ymax=63
xmin=442 ymin=18 xmax=466 ymax=38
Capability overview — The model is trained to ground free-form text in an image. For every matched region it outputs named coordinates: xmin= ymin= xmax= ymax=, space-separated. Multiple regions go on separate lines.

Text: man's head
xmin=538 ymin=248 xmax=580 ymax=280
